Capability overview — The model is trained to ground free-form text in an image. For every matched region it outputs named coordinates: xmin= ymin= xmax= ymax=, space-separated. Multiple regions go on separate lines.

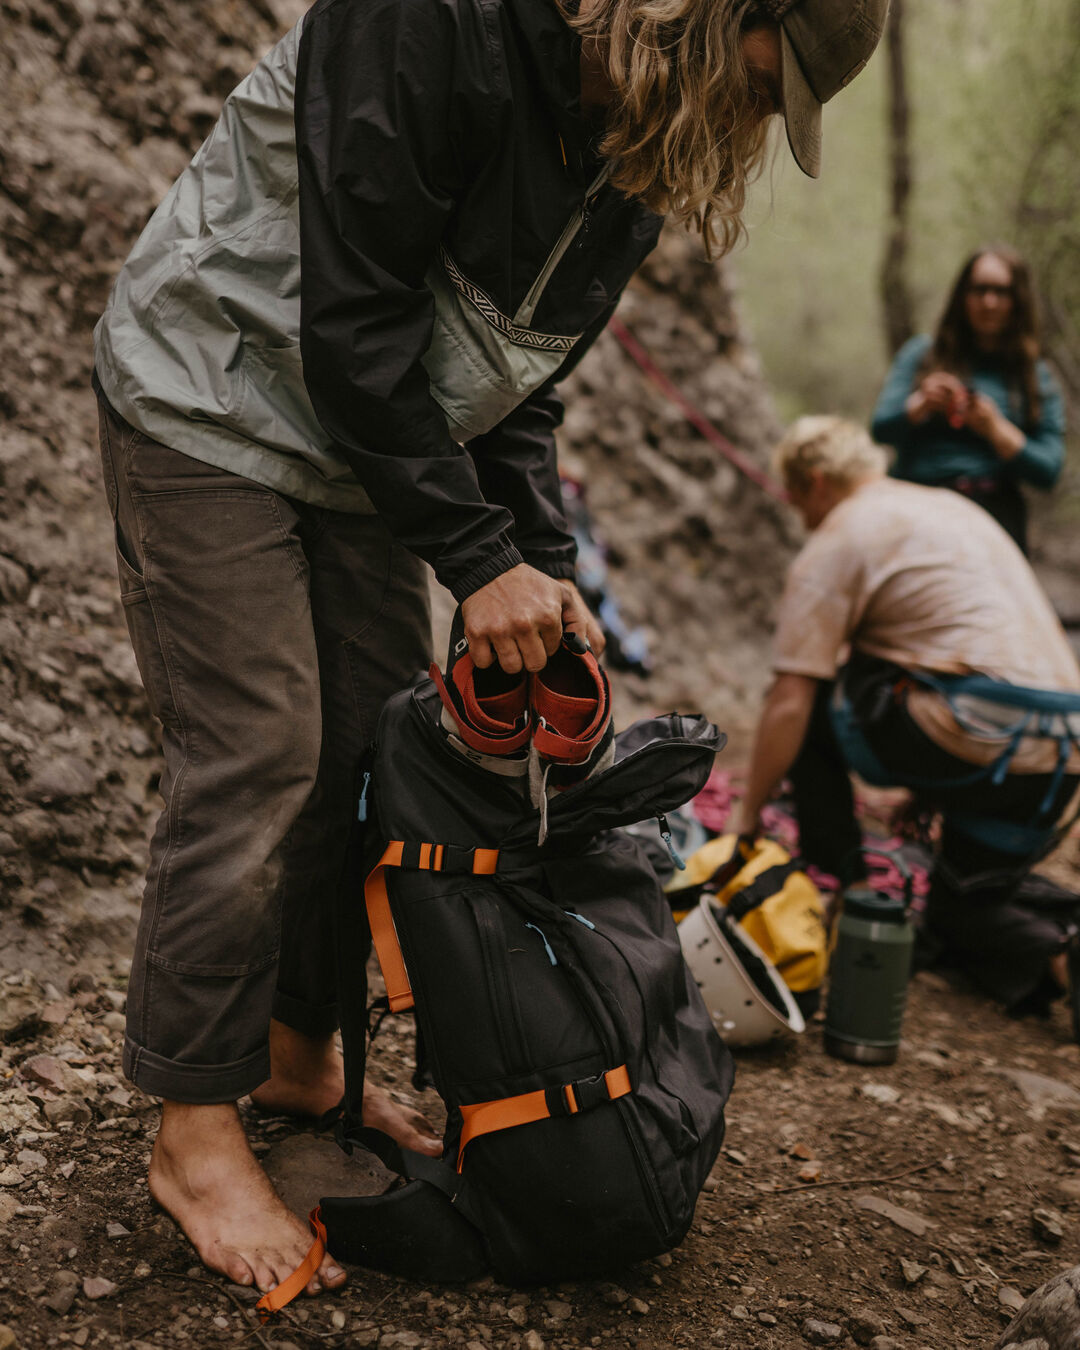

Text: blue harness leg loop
xmin=829 ymin=666 xmax=1080 ymax=856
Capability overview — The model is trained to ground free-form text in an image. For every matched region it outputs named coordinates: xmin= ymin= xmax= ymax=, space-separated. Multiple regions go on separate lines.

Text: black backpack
xmin=321 ymin=680 xmax=734 ymax=1285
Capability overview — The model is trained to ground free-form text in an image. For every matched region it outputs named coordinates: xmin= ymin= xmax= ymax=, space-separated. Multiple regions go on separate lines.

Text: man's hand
xmin=461 ymin=566 xmax=599 ymax=673
xmin=558 ymin=580 xmax=606 ymax=658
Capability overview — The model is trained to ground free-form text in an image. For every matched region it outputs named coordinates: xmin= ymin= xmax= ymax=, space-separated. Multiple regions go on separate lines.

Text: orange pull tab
xmin=255 ymin=1207 xmax=330 ymax=1321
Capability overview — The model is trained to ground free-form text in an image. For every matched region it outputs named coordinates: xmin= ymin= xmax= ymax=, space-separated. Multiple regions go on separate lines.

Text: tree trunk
xmin=880 ymin=0 xmax=915 ymax=356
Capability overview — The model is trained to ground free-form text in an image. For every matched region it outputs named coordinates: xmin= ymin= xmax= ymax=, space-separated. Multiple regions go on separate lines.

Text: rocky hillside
xmin=0 ymin=0 xmax=790 ymax=962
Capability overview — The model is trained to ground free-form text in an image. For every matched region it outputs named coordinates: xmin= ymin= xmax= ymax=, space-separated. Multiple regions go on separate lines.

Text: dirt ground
xmin=5 ymin=1 xmax=1080 ymax=1346
xmin=5 ymin=872 xmax=1080 ymax=1350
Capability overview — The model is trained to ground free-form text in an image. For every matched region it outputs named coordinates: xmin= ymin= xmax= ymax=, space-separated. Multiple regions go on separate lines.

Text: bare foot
xmin=249 ymin=1020 xmax=442 ymax=1156
xmin=363 ymin=1080 xmax=442 ymax=1157
xmin=149 ymin=1100 xmax=346 ymax=1296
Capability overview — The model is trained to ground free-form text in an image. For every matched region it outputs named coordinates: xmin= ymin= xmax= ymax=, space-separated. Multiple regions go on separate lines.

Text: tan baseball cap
xmin=756 ymin=0 xmax=890 ymax=178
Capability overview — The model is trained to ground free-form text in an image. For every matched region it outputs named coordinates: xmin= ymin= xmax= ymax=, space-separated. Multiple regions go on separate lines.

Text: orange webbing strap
xmin=365 ymin=841 xmax=413 ymax=1012
xmin=456 ymin=1065 xmax=632 ymax=1172
xmin=255 ymin=1206 xmax=329 ymax=1322
xmin=364 ymin=841 xmax=502 ymax=1013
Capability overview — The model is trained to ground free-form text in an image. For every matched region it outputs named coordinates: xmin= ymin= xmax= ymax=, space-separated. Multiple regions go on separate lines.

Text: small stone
xmin=331 ymin=1310 xmax=346 ymax=1330
xmin=601 ymin=1285 xmax=629 ymax=1306
xmin=802 ymin=1320 xmax=844 ymax=1344
xmin=42 ymin=1270 xmax=80 ymax=1315
xmin=860 ymin=1083 xmax=900 ymax=1105
xmin=16 ymin=1150 xmax=46 ymax=1174
xmin=508 ymin=1307 xmax=528 ymax=1326
xmin=212 ymin=1316 xmax=229 ymax=1330
xmin=868 ymin=1340 xmax=901 ymax=1350
xmin=854 ymin=1193 xmax=935 ymax=1237
xmin=20 ymin=1054 xmax=79 ymax=1094
xmin=997 ymin=1285 xmax=1025 ymax=1311
xmin=731 ymin=1305 xmax=750 ymax=1320
xmin=25 ymin=754 xmax=97 ymax=803
xmin=351 ymin=1331 xmax=379 ymax=1349
xmin=758 ymin=1312 xmax=778 ymax=1325
xmin=1032 ymin=1208 xmax=1064 ymax=1243
xmin=655 ymin=1253 xmax=672 ymax=1267
xmin=724 ymin=1149 xmax=747 ymax=1165
xmin=899 ymin=1258 xmax=927 ymax=1284
xmin=0 ymin=1325 xmax=16 ymax=1350
xmin=82 ymin=1276 xmax=118 ymax=1300
xmin=703 ymin=1175 xmax=719 ymax=1192
xmin=44 ymin=1096 xmax=92 ymax=1127
xmin=848 ymin=1312 xmax=886 ymax=1345
xmin=798 ymin=1161 xmax=823 ymax=1183
xmin=105 ymin=1222 xmax=130 ymax=1239
xmin=0 ymin=1167 xmax=24 ymax=1188
xmin=523 ymin=1333 xmax=545 ymax=1350
xmin=545 ymin=1301 xmax=572 ymax=1321
xmin=789 ymin=1141 xmax=816 ymax=1160
xmin=628 ymin=1298 xmax=649 ymax=1315
xmin=133 ymin=1261 xmax=151 ymax=1277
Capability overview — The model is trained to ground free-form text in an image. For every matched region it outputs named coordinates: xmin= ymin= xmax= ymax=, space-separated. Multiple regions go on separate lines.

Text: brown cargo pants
xmin=95 ymin=382 xmax=432 ymax=1102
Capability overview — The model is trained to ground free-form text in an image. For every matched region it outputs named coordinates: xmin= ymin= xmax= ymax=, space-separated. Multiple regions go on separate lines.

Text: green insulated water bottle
xmin=824 ymin=853 xmax=914 ymax=1065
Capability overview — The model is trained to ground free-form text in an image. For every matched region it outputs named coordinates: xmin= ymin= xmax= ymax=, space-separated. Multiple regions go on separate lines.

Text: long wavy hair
xmin=568 ymin=0 xmax=774 ymax=256
xmin=922 ymin=246 xmax=1044 ymax=424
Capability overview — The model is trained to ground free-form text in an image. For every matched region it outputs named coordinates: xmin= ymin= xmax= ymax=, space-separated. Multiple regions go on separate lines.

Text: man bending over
xmin=734 ymin=416 xmax=1080 ymax=1022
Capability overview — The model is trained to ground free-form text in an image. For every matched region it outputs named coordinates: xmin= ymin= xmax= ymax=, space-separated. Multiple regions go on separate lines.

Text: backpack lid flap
xmin=504 ymin=713 xmax=724 ymax=844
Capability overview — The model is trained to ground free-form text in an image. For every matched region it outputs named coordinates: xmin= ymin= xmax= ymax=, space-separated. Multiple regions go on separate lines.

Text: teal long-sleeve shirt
xmin=870 ymin=334 xmax=1066 ymax=491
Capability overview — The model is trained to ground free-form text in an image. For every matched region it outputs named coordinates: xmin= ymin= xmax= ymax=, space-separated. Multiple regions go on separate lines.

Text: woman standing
xmin=871 ymin=247 xmax=1066 ymax=552
xmin=92 ymin=0 xmax=887 ymax=1302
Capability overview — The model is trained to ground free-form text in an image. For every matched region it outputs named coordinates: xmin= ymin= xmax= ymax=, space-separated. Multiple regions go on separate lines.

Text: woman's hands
xmin=964 ymin=393 xmax=1026 ymax=460
xmin=905 ymin=371 xmax=968 ymax=426
xmin=906 ymin=373 xmax=1026 ymax=461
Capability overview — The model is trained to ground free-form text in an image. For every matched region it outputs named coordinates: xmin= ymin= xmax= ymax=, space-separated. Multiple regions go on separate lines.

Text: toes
xmin=319 ymin=1257 xmax=347 ymax=1291
xmin=251 ymin=1255 xmax=279 ymax=1295
xmin=219 ymin=1252 xmax=256 ymax=1288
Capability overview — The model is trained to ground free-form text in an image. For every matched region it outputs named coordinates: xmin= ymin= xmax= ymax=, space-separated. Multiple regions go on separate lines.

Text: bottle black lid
xmin=842 ymin=887 xmax=908 ymax=922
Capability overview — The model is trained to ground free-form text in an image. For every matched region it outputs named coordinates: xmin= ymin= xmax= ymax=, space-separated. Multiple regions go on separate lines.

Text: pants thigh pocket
xmin=115 ymin=530 xmax=179 ymax=730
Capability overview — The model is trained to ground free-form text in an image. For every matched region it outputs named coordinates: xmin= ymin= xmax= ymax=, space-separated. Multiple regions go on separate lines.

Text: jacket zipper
xmin=512 ymin=164 xmax=611 ymax=329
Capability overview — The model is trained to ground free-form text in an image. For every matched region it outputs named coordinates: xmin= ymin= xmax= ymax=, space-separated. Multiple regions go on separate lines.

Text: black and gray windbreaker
xmin=93 ymin=0 xmax=663 ymax=601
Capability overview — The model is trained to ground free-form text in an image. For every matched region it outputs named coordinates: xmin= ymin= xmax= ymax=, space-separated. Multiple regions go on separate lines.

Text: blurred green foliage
xmin=734 ymin=0 xmax=1080 ymax=435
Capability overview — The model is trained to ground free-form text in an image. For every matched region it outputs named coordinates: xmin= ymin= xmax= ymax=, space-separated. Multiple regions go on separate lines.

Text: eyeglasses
xmin=966 ymin=283 xmax=1013 ymax=300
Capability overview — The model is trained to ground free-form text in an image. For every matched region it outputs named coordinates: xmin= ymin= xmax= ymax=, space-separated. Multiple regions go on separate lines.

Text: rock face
xmin=994 ymin=1265 xmax=1080 ymax=1350
xmin=560 ymin=226 xmax=790 ymax=728
xmin=0 ymin=0 xmax=788 ymax=959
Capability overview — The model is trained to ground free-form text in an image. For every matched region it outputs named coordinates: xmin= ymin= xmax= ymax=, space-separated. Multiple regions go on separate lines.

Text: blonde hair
xmin=774 ymin=416 xmax=888 ymax=494
xmin=569 ymin=0 xmax=773 ymax=256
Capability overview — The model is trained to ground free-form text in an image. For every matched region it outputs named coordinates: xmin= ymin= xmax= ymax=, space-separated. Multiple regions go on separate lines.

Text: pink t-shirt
xmin=772 ymin=478 xmax=1080 ymax=772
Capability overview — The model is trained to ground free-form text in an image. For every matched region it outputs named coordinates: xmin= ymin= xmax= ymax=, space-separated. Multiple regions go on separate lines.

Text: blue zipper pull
xmin=658 ymin=814 xmax=686 ymax=871
xmin=525 ymin=922 xmax=558 ymax=966
xmin=357 ymin=771 xmax=371 ymax=822
xmin=564 ymin=911 xmax=596 ymax=930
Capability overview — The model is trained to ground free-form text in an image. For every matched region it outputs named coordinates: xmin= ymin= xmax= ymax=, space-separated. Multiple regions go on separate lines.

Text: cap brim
xmin=779 ymin=25 xmax=822 ymax=179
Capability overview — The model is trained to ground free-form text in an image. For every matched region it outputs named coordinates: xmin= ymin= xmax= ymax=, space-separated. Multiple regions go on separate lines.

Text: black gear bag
xmin=320 ymin=680 xmax=734 ymax=1285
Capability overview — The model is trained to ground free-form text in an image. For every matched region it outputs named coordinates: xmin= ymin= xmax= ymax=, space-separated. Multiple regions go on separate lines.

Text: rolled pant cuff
xmin=272 ymin=990 xmax=339 ymax=1037
xmin=123 ymin=1037 xmax=271 ymax=1104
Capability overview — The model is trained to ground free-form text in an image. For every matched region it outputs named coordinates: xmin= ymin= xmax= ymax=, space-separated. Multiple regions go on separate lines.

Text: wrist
xmin=993 ymin=420 xmax=1026 ymax=460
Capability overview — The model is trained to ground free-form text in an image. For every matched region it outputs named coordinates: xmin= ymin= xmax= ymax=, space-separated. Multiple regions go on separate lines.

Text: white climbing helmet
xmin=679 ymin=897 xmax=806 ymax=1047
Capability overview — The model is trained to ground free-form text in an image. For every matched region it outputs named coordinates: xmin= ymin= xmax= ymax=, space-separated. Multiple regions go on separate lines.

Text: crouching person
xmin=732 ymin=415 xmax=1080 ymax=1023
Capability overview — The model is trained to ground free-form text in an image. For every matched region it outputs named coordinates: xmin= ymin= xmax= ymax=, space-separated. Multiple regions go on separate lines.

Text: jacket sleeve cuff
xmin=526 ymin=557 xmax=577 ymax=582
xmin=447 ymin=545 xmax=525 ymax=605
